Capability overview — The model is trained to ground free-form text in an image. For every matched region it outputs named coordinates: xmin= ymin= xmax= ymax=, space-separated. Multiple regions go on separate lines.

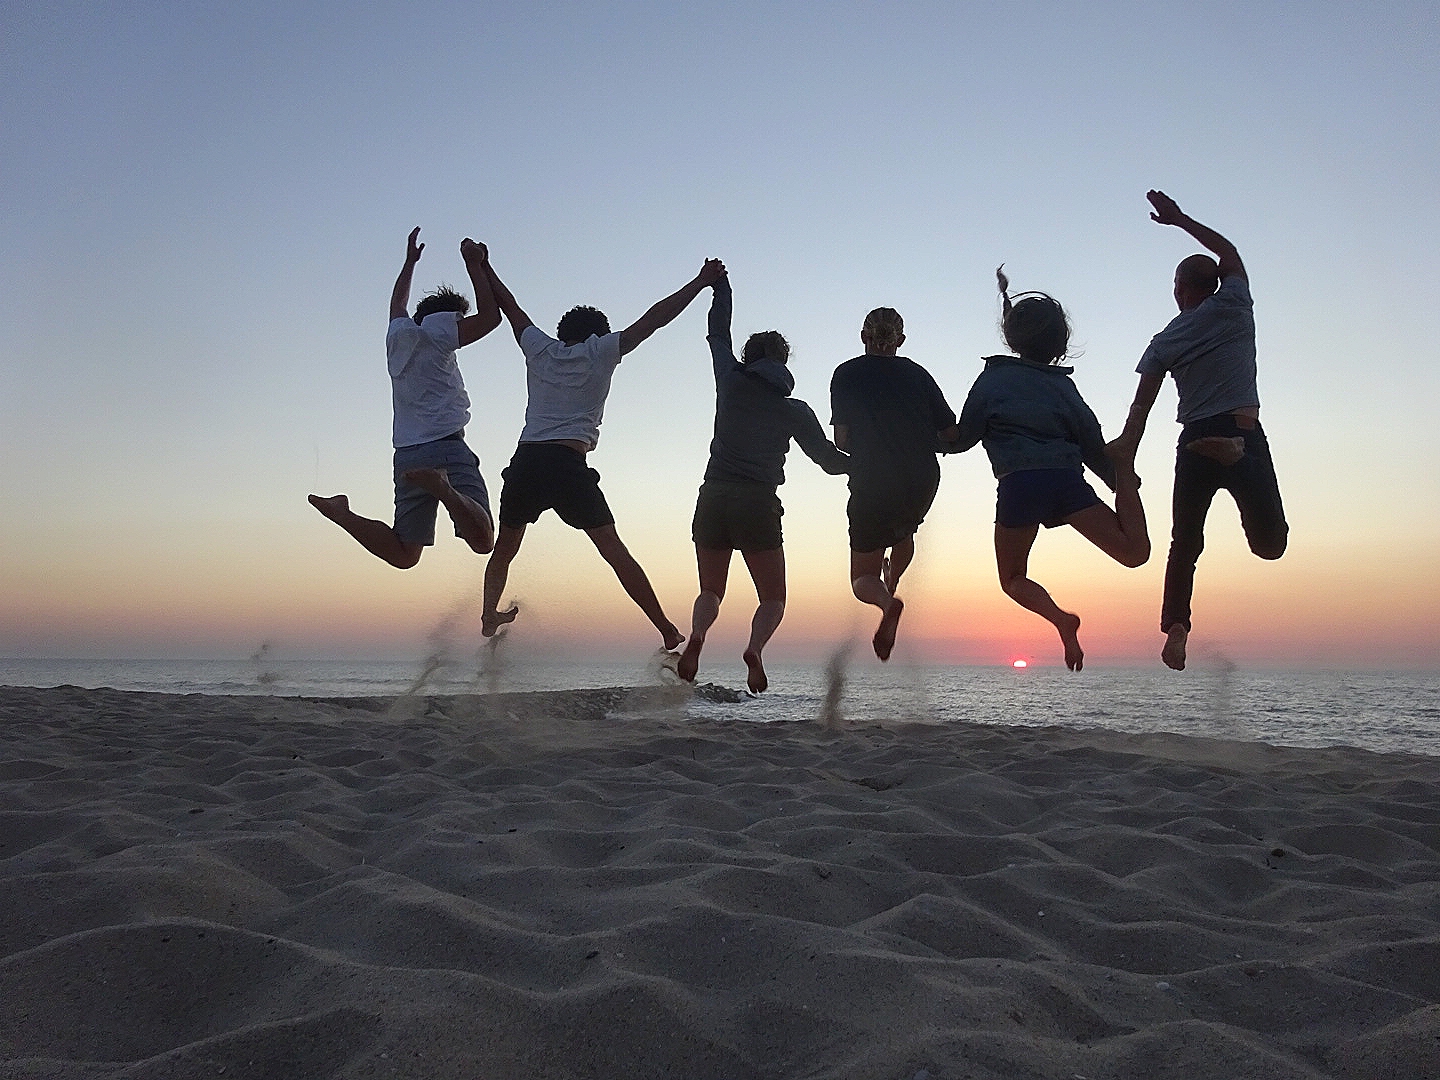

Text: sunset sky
xmin=2 ymin=2 xmax=1437 ymax=669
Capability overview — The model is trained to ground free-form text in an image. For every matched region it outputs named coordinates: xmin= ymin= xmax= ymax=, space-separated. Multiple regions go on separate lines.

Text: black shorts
xmin=847 ymin=479 xmax=939 ymax=553
xmin=498 ymin=442 xmax=615 ymax=531
xmin=995 ymin=467 xmax=1102 ymax=529
xmin=691 ymin=480 xmax=783 ymax=551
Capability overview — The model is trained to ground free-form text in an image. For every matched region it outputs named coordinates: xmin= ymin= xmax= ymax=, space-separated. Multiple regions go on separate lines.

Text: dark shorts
xmin=498 ymin=442 xmax=614 ymax=531
xmin=995 ymin=467 xmax=1102 ymax=529
xmin=691 ymin=480 xmax=783 ymax=551
xmin=392 ymin=433 xmax=491 ymax=546
xmin=847 ymin=479 xmax=939 ymax=553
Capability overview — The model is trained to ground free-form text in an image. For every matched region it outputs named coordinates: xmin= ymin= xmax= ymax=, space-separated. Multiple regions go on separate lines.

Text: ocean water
xmin=2 ymin=655 xmax=1437 ymax=758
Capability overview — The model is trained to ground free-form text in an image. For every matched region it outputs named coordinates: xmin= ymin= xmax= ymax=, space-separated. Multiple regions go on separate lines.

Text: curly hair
xmin=996 ymin=265 xmax=1069 ymax=364
xmin=413 ymin=285 xmax=471 ymax=323
xmin=556 ymin=305 xmax=611 ymax=344
xmin=742 ymin=330 xmax=790 ymax=365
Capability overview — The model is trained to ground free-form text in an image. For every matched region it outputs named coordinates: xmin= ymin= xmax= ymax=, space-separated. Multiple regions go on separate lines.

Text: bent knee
xmin=1253 ymin=539 xmax=1287 ymax=561
xmin=1119 ymin=545 xmax=1151 ymax=569
xmin=391 ymin=549 xmax=423 ymax=570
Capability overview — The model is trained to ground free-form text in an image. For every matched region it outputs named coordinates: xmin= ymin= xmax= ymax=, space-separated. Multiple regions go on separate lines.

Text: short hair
xmin=1176 ymin=254 xmax=1221 ymax=297
xmin=556 ymin=305 xmax=611 ymax=344
xmin=996 ymin=266 xmax=1069 ymax=363
xmin=414 ymin=285 xmax=470 ymax=323
xmin=862 ymin=307 xmax=904 ymax=353
xmin=742 ymin=330 xmax=790 ymax=365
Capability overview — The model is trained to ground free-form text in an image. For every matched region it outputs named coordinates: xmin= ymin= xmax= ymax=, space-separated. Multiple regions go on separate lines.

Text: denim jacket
xmin=950 ymin=355 xmax=1116 ymax=489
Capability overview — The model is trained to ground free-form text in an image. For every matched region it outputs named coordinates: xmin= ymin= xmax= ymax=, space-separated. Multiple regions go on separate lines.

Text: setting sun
xmin=1012 ymin=660 xmax=1028 ymax=669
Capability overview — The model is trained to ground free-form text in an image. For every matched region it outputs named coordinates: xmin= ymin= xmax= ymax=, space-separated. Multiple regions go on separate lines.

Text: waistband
xmin=1179 ymin=413 xmax=1263 ymax=442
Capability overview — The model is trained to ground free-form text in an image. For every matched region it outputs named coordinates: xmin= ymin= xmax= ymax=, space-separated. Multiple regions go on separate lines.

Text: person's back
xmin=517 ymin=324 xmax=623 ymax=449
xmin=1139 ymin=273 xmax=1258 ymax=424
xmin=961 ymin=354 xmax=1113 ymax=484
xmin=830 ymin=353 xmax=951 ymax=491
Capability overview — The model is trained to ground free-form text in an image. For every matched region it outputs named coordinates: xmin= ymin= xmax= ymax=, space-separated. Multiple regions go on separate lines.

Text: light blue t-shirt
xmin=1137 ymin=274 xmax=1259 ymax=424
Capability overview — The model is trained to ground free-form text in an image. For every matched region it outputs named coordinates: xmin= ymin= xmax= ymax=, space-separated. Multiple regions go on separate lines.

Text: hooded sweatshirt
xmin=952 ymin=354 xmax=1117 ymax=489
xmin=703 ymin=278 xmax=848 ymax=487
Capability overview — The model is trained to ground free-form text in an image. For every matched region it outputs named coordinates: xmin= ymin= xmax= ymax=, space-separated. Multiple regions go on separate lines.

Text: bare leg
xmin=678 ymin=547 xmax=731 ymax=682
xmin=587 ymin=524 xmax=685 ymax=651
xmin=740 ymin=547 xmax=787 ymax=693
xmin=884 ymin=535 xmax=915 ymax=593
xmin=308 ymin=494 xmax=422 ymax=569
xmin=1064 ymin=461 xmax=1150 ymax=568
xmin=1162 ymin=624 xmax=1188 ymax=670
xmin=852 ymin=547 xmax=905 ymax=662
xmin=482 ymin=524 xmax=525 ymax=636
xmin=401 ymin=467 xmax=495 ymax=554
xmin=994 ymin=523 xmax=1084 ymax=671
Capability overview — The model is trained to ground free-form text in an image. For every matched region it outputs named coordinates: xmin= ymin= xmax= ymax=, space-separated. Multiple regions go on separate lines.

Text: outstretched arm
xmin=389 ymin=227 xmax=424 ymax=321
xmin=620 ymin=259 xmax=726 ymax=356
xmin=456 ymin=238 xmax=502 ymax=347
xmin=1147 ymin=190 xmax=1245 ymax=280
xmin=707 ymin=271 xmax=736 ymax=376
xmin=481 ymin=258 xmax=536 ymax=346
xmin=1108 ymin=373 xmax=1165 ymax=461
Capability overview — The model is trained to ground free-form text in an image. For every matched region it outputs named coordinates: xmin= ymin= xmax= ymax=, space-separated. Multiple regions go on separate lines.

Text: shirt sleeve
xmin=790 ymin=400 xmax=850 ymax=475
xmin=948 ymin=374 xmax=987 ymax=454
xmin=829 ymin=367 xmax=852 ymax=427
xmin=520 ymin=324 xmax=555 ymax=362
xmin=1137 ymin=324 xmax=1181 ymax=375
xmin=1069 ymin=386 xmax=1117 ymax=490
xmin=707 ymin=278 xmax=738 ymax=381
xmin=386 ymin=318 xmax=418 ymax=377
xmin=595 ymin=332 xmax=623 ymax=371
xmin=928 ymin=371 xmax=958 ymax=430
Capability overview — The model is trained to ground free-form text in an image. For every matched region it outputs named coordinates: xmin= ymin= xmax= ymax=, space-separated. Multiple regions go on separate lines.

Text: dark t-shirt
xmin=830 ymin=354 xmax=956 ymax=492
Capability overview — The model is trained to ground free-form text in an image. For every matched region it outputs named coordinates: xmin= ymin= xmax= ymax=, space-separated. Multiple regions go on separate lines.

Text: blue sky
xmin=2 ymin=2 xmax=1437 ymax=665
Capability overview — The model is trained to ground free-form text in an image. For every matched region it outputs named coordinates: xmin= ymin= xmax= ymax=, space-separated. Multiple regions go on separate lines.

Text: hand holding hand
xmin=697 ymin=258 xmax=726 ymax=287
xmin=1146 ymin=190 xmax=1186 ymax=227
xmin=406 ymin=226 xmax=425 ymax=264
xmin=460 ymin=237 xmax=488 ymax=264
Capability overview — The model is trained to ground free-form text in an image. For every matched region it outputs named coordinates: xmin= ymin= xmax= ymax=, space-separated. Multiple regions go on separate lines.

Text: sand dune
xmin=1 ymin=683 xmax=1438 ymax=1079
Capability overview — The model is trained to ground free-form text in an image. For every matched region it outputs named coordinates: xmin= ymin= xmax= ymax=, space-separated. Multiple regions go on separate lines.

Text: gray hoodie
xmin=951 ymin=354 xmax=1116 ymax=489
xmin=704 ymin=278 xmax=848 ymax=487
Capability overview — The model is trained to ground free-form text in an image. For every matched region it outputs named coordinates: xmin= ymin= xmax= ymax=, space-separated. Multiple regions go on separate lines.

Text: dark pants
xmin=1162 ymin=415 xmax=1288 ymax=633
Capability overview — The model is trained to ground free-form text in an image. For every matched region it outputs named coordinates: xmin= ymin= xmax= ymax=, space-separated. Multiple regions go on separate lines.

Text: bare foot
xmin=401 ymin=466 xmax=455 ymax=497
xmin=872 ymin=597 xmax=905 ymax=662
xmin=1056 ymin=611 xmax=1084 ymax=671
xmin=677 ymin=637 xmax=703 ymax=682
xmin=1162 ymin=625 xmax=1188 ymax=670
xmin=1185 ymin=436 xmax=1245 ymax=466
xmin=743 ymin=648 xmax=768 ymax=694
xmin=482 ymin=603 xmax=519 ymax=637
xmin=661 ymin=624 xmax=685 ymax=652
xmin=308 ymin=493 xmax=350 ymax=521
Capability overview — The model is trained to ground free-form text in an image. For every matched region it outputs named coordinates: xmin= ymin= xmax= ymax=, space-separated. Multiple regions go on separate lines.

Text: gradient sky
xmin=2 ymin=2 xmax=1437 ymax=669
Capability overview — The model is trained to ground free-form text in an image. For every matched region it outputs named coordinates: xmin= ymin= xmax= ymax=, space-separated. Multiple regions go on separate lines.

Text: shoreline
xmin=3 ymin=685 xmax=1439 ymax=1078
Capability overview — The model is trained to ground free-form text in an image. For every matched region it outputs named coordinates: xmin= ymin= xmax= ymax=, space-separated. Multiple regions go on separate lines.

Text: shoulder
xmin=419 ymin=310 xmax=460 ymax=348
xmin=1214 ymin=273 xmax=1253 ymax=307
xmin=520 ymin=324 xmax=558 ymax=357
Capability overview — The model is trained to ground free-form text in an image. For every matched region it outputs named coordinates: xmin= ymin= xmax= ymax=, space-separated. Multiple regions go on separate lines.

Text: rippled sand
xmin=2 ymin=684 xmax=1438 ymax=1079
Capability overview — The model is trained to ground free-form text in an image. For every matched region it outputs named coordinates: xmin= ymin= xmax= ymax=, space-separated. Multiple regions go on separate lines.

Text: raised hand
xmin=406 ymin=226 xmax=425 ymax=263
xmin=1146 ymin=190 xmax=1186 ymax=226
xmin=698 ymin=258 xmax=726 ymax=287
xmin=460 ymin=237 xmax=488 ymax=264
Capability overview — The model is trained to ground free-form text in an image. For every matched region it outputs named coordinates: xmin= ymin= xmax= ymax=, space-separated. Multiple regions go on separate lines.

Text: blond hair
xmin=862 ymin=307 xmax=904 ymax=353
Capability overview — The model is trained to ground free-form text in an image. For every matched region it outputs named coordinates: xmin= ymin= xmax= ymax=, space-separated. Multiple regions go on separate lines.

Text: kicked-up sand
xmin=1 ymin=683 xmax=1438 ymax=1079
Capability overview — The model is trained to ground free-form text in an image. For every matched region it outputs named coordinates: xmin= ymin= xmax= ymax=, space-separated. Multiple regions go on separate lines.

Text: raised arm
xmin=456 ymin=238 xmax=502 ymax=347
xmin=1147 ymin=190 xmax=1246 ymax=280
xmin=620 ymin=258 xmax=726 ymax=356
xmin=389 ymin=227 xmax=424 ymax=321
xmin=707 ymin=271 xmax=736 ymax=375
xmin=481 ymin=257 xmax=536 ymax=346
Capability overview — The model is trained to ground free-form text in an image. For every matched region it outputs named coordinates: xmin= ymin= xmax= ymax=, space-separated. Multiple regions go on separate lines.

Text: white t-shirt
xmin=1137 ymin=275 xmax=1259 ymax=424
xmin=387 ymin=311 xmax=470 ymax=448
xmin=518 ymin=325 xmax=623 ymax=448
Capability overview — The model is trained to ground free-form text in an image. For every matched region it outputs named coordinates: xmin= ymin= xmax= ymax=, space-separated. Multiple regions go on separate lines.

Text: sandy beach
xmin=2 ymin=683 xmax=1438 ymax=1079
